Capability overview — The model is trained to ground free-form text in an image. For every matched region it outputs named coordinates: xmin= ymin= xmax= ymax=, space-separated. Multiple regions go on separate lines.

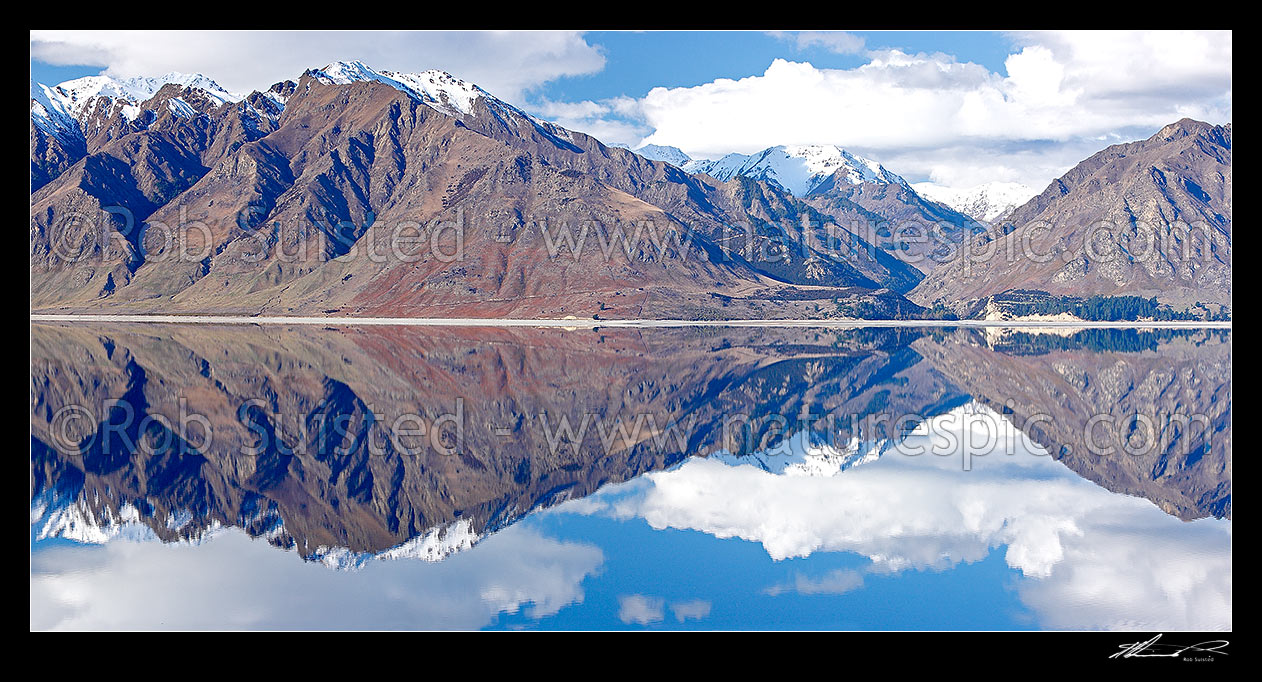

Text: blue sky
xmin=533 ymin=31 xmax=1017 ymax=102
xmin=30 ymin=30 xmax=1232 ymax=191
xmin=32 ymin=31 xmax=1018 ymax=101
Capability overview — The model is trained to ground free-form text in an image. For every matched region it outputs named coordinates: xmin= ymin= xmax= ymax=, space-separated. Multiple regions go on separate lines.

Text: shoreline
xmin=29 ymin=314 xmax=1235 ymax=329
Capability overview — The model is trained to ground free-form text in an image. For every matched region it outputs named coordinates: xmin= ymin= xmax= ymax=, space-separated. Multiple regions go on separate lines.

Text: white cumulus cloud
xmin=30 ymin=524 xmax=603 ymax=630
xmin=617 ymin=594 xmax=665 ymax=625
xmin=770 ymin=30 xmax=867 ymax=55
xmin=601 ymin=31 xmax=1230 ymax=191
xmin=29 ymin=30 xmax=606 ymax=105
xmin=568 ymin=404 xmax=1232 ymax=631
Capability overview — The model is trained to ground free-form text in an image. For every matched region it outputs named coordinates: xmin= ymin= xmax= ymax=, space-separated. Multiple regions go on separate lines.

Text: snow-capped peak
xmin=30 ymin=80 xmax=78 ymax=137
xmin=710 ymin=429 xmax=888 ymax=476
xmin=31 ymin=71 xmax=241 ymax=139
xmin=309 ymin=60 xmax=486 ymax=116
xmin=633 ymin=144 xmax=693 ymax=167
xmin=681 ymin=144 xmax=909 ymax=196
xmin=31 ymin=485 xmax=480 ymax=572
xmin=308 ymin=59 xmax=382 ymax=85
xmin=912 ymin=181 xmax=1037 ymax=223
xmin=33 ymin=72 xmax=239 ymax=121
xmin=308 ymin=519 xmax=480 ymax=571
xmin=30 ymin=487 xmax=226 ymax=546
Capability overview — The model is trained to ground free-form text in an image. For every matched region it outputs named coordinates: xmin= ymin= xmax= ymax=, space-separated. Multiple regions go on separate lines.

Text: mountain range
xmin=910 ymin=119 xmax=1232 ymax=313
xmin=31 ymin=61 xmax=1231 ymax=319
xmin=911 ymin=181 xmax=1036 ymax=224
xmin=31 ymin=62 xmax=954 ymax=318
xmin=635 ymin=142 xmax=989 ymax=270
xmin=637 ymin=143 xmax=908 ymax=196
xmin=637 ymin=145 xmax=1034 ymax=227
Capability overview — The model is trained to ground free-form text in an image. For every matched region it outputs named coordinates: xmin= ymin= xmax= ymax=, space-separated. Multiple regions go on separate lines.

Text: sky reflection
xmin=31 ymin=402 xmax=1230 ymax=631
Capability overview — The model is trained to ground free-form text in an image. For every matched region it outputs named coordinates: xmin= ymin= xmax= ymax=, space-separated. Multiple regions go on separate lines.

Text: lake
xmin=29 ymin=323 xmax=1231 ymax=630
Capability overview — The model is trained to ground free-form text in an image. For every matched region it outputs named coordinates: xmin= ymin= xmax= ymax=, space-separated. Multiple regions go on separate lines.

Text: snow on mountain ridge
xmin=29 ymin=488 xmax=226 ymax=546
xmin=31 ymin=71 xmax=242 ymax=149
xmin=309 ymin=60 xmax=486 ymax=116
xmin=30 ymin=486 xmax=480 ymax=572
xmin=633 ymin=144 xmax=692 ymax=167
xmin=32 ymin=72 xmax=239 ymax=123
xmin=912 ymin=181 xmax=1037 ymax=223
xmin=309 ymin=519 xmax=480 ymax=571
xmin=711 ymin=429 xmax=888 ymax=477
xmin=638 ymin=144 xmax=910 ymax=196
xmin=306 ymin=62 xmax=591 ymax=155
xmin=30 ymin=80 xmax=78 ymax=138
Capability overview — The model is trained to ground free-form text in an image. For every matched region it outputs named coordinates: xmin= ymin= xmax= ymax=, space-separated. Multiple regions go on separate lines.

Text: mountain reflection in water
xmin=30 ymin=323 xmax=1231 ymax=630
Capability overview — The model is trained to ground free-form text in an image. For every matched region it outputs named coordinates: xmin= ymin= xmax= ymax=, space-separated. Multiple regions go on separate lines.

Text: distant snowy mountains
xmin=912 ymin=181 xmax=1037 ymax=224
xmin=635 ymin=143 xmax=908 ymax=197
xmin=711 ymin=429 xmax=889 ymax=477
xmin=634 ymin=143 xmax=1034 ymax=224
xmin=633 ymin=143 xmax=692 ymax=167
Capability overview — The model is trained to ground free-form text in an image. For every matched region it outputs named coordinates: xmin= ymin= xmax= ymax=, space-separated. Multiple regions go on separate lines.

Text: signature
xmin=1110 ymin=634 xmax=1230 ymax=660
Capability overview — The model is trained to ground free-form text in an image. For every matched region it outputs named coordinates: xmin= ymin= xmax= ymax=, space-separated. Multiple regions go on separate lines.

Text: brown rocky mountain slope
xmin=31 ymin=65 xmax=925 ymax=318
xmin=911 ymin=119 xmax=1231 ymax=312
xmin=804 ymin=174 xmax=987 ymax=272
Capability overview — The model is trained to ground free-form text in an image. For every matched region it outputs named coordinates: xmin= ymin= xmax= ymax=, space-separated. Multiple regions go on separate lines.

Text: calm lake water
xmin=30 ymin=323 xmax=1231 ymax=630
